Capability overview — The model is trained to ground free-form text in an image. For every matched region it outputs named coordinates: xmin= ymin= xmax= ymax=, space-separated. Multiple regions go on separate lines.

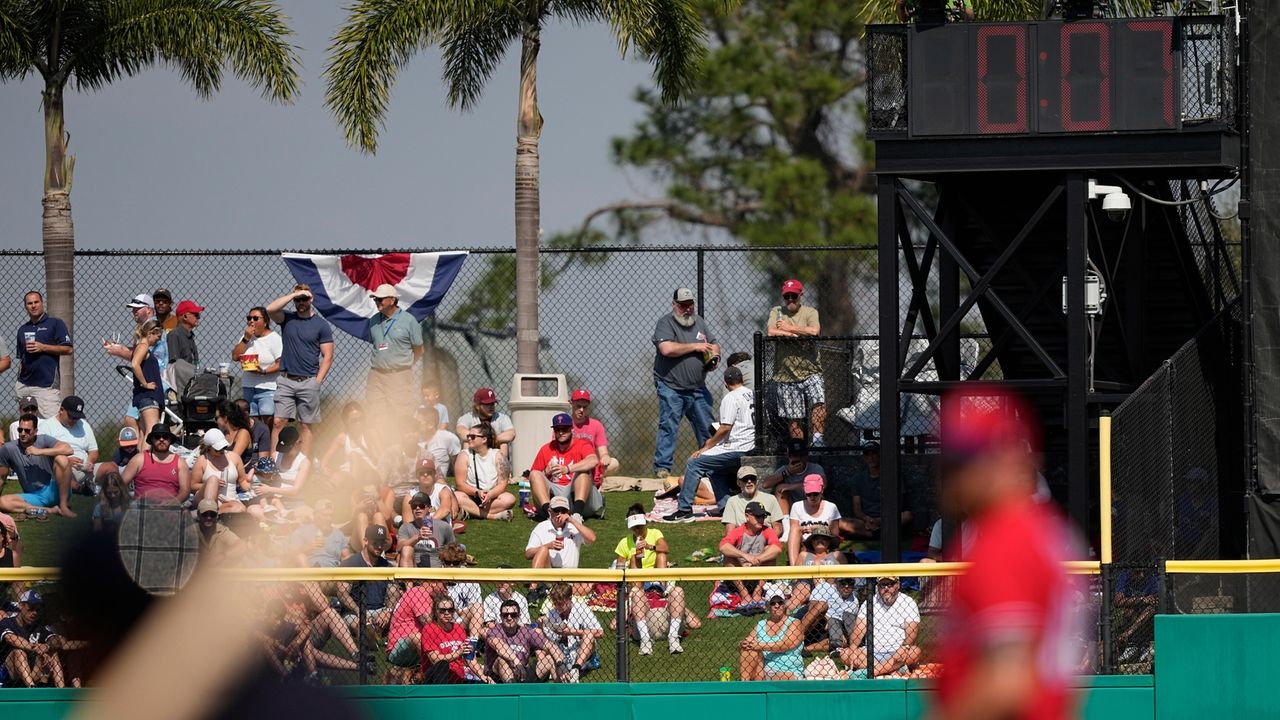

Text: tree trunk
xmin=42 ymin=86 xmax=76 ymax=395
xmin=513 ymin=22 xmax=543 ymax=377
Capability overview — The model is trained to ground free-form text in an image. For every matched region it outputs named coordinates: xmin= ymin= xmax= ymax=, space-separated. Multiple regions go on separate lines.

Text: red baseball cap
xmin=175 ymin=300 xmax=205 ymax=315
xmin=473 ymin=388 xmax=498 ymax=404
xmin=571 ymin=388 xmax=591 ymax=403
xmin=782 ymin=279 xmax=804 ymax=294
xmin=940 ymin=385 xmax=1039 ymax=462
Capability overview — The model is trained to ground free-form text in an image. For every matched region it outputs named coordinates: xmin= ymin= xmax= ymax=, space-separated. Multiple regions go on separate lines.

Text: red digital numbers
xmin=976 ymin=26 xmax=1028 ymax=134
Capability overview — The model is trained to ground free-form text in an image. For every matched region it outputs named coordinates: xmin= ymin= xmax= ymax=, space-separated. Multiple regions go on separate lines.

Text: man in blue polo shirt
xmin=14 ymin=292 xmax=73 ymax=418
xmin=266 ymin=283 xmax=334 ymax=456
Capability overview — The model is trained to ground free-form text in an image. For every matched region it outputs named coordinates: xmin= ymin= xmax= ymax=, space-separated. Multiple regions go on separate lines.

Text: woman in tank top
xmin=192 ymin=429 xmax=259 ymax=520
xmin=452 ymin=422 xmax=515 ymax=521
xmin=739 ymin=594 xmax=806 ymax=680
xmin=793 ymin=528 xmax=847 ymax=633
xmin=129 ymin=320 xmax=166 ymax=443
xmin=122 ymin=423 xmax=190 ymax=500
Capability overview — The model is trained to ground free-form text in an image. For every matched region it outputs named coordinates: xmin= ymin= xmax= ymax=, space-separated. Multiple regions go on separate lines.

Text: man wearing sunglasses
xmin=0 ymin=414 xmax=75 ymax=519
xmin=195 ymin=498 xmax=244 ymax=566
xmin=766 ymin=279 xmax=826 ymax=447
xmin=526 ymin=496 xmax=596 ymax=569
xmin=843 ymin=576 xmax=921 ymax=677
xmin=484 ymin=598 xmax=567 ymax=683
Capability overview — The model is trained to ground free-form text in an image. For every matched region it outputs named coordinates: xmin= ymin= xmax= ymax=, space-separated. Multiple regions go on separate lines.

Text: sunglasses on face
xmin=16 ymin=428 xmax=33 ymax=435
xmin=554 ymin=426 xmax=572 ymax=433
xmin=878 ymin=580 xmax=898 ymax=588
xmin=200 ymin=512 xmax=218 ymax=520
xmin=437 ymin=606 xmax=455 ymax=613
xmin=465 ymin=433 xmax=487 ymax=440
xmin=768 ymin=599 xmax=786 ymax=607
xmin=550 ymin=508 xmax=569 ymax=515
xmin=246 ymin=315 xmax=263 ymax=322
xmin=501 ymin=611 xmax=520 ymax=619
xmin=783 ymin=293 xmax=799 ymax=300
xmin=805 ymin=492 xmax=822 ymax=498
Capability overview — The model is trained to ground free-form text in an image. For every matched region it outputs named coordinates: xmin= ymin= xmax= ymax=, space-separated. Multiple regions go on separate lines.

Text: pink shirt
xmin=388 ymin=585 xmax=435 ymax=650
xmin=572 ymin=418 xmax=609 ymax=482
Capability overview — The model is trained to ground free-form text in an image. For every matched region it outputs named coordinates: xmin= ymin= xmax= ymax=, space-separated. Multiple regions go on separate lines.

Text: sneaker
xmin=655 ymin=469 xmax=670 ymax=479
xmin=25 ymin=508 xmax=49 ymax=522
xmin=661 ymin=509 xmax=696 ymax=523
xmin=639 ymin=638 xmax=653 ymax=656
xmin=669 ymin=637 xmax=683 ymax=654
xmin=811 ymin=433 xmax=825 ymax=448
xmin=564 ymin=667 xmax=580 ymax=684
xmin=704 ymin=507 xmax=724 ymax=518
xmin=493 ymin=510 xmax=513 ymax=521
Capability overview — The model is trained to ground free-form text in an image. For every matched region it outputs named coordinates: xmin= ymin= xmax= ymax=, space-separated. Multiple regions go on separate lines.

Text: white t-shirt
xmin=482 ymin=591 xmax=531 ymax=625
xmin=705 ymin=385 xmax=754 ymax=456
xmin=421 ymin=430 xmax=462 ymax=478
xmin=526 ymin=520 xmax=587 ymax=568
xmin=40 ymin=418 xmax=98 ymax=467
xmin=240 ymin=331 xmax=283 ymax=391
xmin=789 ymin=500 xmax=842 ymax=542
xmin=8 ymin=417 xmax=61 ymax=444
xmin=542 ymin=599 xmax=602 ymax=655
xmin=856 ymin=593 xmax=921 ymax=651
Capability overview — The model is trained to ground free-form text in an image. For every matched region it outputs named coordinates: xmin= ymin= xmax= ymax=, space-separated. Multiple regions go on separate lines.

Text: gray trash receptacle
xmin=508 ymin=374 xmax=570 ymax=474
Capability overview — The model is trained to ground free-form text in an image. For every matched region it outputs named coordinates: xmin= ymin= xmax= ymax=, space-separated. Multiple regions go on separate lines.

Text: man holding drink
xmin=14 ymin=292 xmax=72 ymax=418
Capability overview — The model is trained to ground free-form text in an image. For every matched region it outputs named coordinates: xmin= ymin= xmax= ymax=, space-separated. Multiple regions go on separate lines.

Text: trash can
xmin=508 ymin=374 xmax=571 ymax=475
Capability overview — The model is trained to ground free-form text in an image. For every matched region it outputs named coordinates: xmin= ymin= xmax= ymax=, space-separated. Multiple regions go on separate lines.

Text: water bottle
xmin=518 ymin=478 xmax=530 ymax=506
xmin=719 ymin=666 xmax=732 ymax=682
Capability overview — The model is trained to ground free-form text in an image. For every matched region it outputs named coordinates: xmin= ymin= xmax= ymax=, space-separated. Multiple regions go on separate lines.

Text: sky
xmin=0 ymin=3 xmax=664 ymax=252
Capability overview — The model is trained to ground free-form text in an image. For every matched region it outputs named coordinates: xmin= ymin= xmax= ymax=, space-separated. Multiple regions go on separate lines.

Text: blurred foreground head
xmin=940 ymin=385 xmax=1041 ymax=517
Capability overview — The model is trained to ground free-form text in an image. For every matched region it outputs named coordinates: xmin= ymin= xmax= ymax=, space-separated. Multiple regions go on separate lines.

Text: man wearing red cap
xmin=528 ymin=413 xmax=602 ymax=520
xmin=933 ymin=387 xmax=1081 ymax=720
xmin=766 ymin=279 xmax=826 ymax=446
xmin=456 ymin=388 xmax=516 ymax=459
xmin=569 ymin=389 xmax=618 ymax=482
xmin=166 ymin=299 xmax=203 ymax=367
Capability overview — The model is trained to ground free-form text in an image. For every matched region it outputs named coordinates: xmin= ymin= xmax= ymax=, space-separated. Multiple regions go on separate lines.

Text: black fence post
xmin=615 ymin=578 xmax=630 ymax=682
xmin=754 ymin=332 xmax=765 ymax=452
xmin=1101 ymin=563 xmax=1113 ymax=674
xmin=1157 ymin=558 xmax=1170 ymax=615
xmin=357 ymin=581 xmax=368 ymax=685
xmin=696 ymin=249 xmax=706 ymax=311
xmin=864 ymin=582 xmax=875 ymax=676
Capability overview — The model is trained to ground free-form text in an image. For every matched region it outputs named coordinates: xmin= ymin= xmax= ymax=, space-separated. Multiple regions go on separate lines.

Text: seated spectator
xmin=790 ymin=528 xmax=846 ymax=649
xmin=193 ymin=429 xmax=256 ymax=517
xmin=722 ymin=466 xmax=784 ymax=534
xmin=215 ymin=401 xmax=262 ymax=468
xmin=761 ymin=438 xmax=825 ymax=515
xmin=379 ymin=426 xmax=422 ymax=518
xmin=726 ymin=351 xmax=754 ymax=393
xmin=290 ymin=499 xmax=349 ymax=567
xmin=0 ymin=522 xmax=16 ymax=568
xmin=615 ymin=504 xmax=698 ymax=655
xmin=412 ymin=458 xmax=459 ymax=526
xmin=454 ymin=422 xmax=517 ymax=521
xmin=0 ymin=513 xmax=21 ymax=568
xmin=841 ymin=575 xmax=922 ymax=677
xmin=787 ymin=474 xmax=841 ymax=565
xmin=120 ymin=422 xmax=189 ymax=501
xmin=417 ymin=405 xmax=460 ymax=483
xmin=259 ymin=598 xmax=309 ymax=680
xmin=485 ymin=598 xmax=567 ymax=683
xmin=290 ymin=586 xmax=375 ymax=679
xmin=195 ymin=499 xmax=245 ymax=565
xmin=232 ymin=305 xmax=283 ymax=427
xmin=337 ymin=525 xmax=400 ymax=637
xmin=0 ymin=413 xmax=75 ymax=518
xmin=455 ymin=388 xmax=516 ymax=459
xmin=569 ymin=388 xmax=619 ymax=481
xmin=318 ymin=401 xmax=377 ymax=487
xmin=0 ymin=591 xmax=66 ymax=687
xmin=42 ymin=396 xmax=98 ymax=496
xmin=834 ymin=440 xmax=913 ymax=541
xmin=420 ymin=594 xmax=493 ymax=684
xmin=526 ymin=413 xmax=601 ymax=520
xmin=482 ymin=567 xmax=531 ymax=627
xmin=526 ymin=496 xmax=596 ymax=569
xmin=235 ymin=398 xmax=273 ymax=462
xmin=385 ymin=578 xmax=446 ymax=684
xmin=440 ymin=543 xmax=484 ymax=638
xmin=260 ymin=424 xmax=311 ymax=512
xmin=91 ymin=471 xmax=130 ymax=536
xmin=397 ymin=493 xmax=455 ymax=568
xmin=94 ymin=426 xmax=140 ymax=486
xmin=663 ymin=366 xmax=754 ymax=522
xmin=6 ymin=396 xmax=47 ymax=440
xmin=824 ymin=578 xmax=861 ymax=653
xmin=540 ymin=581 xmax=602 ymax=684
xmin=719 ymin=502 xmax=783 ymax=605
xmin=738 ymin=594 xmax=805 ymax=681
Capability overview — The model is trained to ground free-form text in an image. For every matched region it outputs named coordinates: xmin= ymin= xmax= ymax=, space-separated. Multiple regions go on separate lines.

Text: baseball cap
xmin=785 ymin=438 xmax=809 ymax=457
xmin=118 ymin=426 xmax=140 ymax=447
xmin=152 ymin=287 xmax=173 ymax=301
xmin=673 ymin=287 xmax=695 ymax=303
xmin=251 ymin=457 xmax=279 ymax=475
xmin=551 ymin=412 xmax=572 ymax=428
xmin=364 ymin=524 xmax=390 ymax=547
xmin=17 ymin=590 xmax=41 ymax=605
xmin=744 ymin=501 xmax=769 ymax=517
xmin=473 ymin=387 xmax=498 ymax=405
xmin=571 ymin=388 xmax=592 ymax=403
xmin=197 ymin=499 xmax=220 ymax=516
xmin=941 ymin=385 xmax=1039 ymax=463
xmin=861 ymin=439 xmax=881 ymax=453
xmin=276 ymin=424 xmax=300 ymax=451
xmin=724 ymin=366 xmax=744 ymax=385
xmin=416 ymin=457 xmax=437 ymax=476
xmin=879 ymin=576 xmax=900 ymax=583
xmin=737 ymin=466 xmax=759 ymax=481
xmin=370 ymin=283 xmax=399 ymax=299
xmin=781 ymin=279 xmax=804 ymax=294
xmin=803 ymin=474 xmax=825 ymax=494
xmin=548 ymin=496 xmax=571 ymax=511
xmin=201 ymin=428 xmax=230 ymax=451
xmin=175 ymin=299 xmax=205 ymax=316
xmin=18 ymin=395 xmax=38 ymax=411
xmin=60 ymin=395 xmax=85 ymax=420
xmin=626 ymin=514 xmax=647 ymax=528
xmin=409 ymin=492 xmax=432 ymax=508
xmin=126 ymin=292 xmax=154 ymax=309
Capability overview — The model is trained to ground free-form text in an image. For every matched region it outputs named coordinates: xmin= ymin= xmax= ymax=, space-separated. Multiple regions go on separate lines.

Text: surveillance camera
xmin=1101 ymin=191 xmax=1131 ymax=221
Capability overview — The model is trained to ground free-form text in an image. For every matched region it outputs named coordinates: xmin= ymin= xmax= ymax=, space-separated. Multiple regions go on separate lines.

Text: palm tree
xmin=0 ymin=0 xmax=301 ymax=394
xmin=324 ymin=0 xmax=713 ymax=374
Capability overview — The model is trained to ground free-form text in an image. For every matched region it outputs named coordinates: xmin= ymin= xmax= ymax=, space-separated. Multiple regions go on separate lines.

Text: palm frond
xmin=441 ymin=3 xmax=522 ymax=111
xmin=591 ymin=0 xmax=709 ymax=104
xmin=74 ymin=0 xmax=300 ymax=102
xmin=325 ymin=0 xmax=487 ymax=153
xmin=0 ymin=0 xmax=37 ymax=79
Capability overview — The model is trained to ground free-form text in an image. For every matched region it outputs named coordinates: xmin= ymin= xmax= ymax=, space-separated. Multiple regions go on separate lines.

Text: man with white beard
xmin=651 ymin=288 xmax=720 ymax=479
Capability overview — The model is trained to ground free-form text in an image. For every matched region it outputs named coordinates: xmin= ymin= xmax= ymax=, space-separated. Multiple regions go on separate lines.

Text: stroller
xmin=115 ymin=362 xmax=229 ymax=447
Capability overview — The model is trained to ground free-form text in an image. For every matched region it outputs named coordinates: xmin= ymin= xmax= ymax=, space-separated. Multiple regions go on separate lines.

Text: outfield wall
xmin=7 ymin=613 xmax=1280 ymax=719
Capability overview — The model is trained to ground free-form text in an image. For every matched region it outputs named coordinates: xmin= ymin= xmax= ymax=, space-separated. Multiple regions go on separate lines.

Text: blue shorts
xmin=243 ymin=386 xmax=275 ymax=416
xmin=133 ymin=393 xmax=161 ymax=411
xmin=18 ymin=483 xmax=59 ymax=508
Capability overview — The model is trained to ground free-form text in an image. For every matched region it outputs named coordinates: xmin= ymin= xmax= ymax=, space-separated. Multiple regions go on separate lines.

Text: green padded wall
xmin=1155 ymin=613 xmax=1280 ymax=719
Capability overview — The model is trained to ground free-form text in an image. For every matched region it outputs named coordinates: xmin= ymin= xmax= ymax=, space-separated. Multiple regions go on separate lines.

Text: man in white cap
xmin=365 ymin=283 xmax=423 ymax=446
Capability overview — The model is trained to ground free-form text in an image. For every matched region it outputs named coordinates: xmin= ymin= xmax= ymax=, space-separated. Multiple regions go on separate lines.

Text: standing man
xmin=166 ymin=299 xmax=204 ymax=367
xmin=652 ymin=287 xmax=720 ymax=478
xmin=663 ymin=366 xmax=754 ymax=523
xmin=569 ymin=388 xmax=619 ymax=482
xmin=365 ymin=283 xmax=424 ymax=448
xmin=267 ymin=284 xmax=334 ymax=456
xmin=766 ymin=279 xmax=825 ymax=446
xmin=151 ymin=288 xmax=179 ymax=331
xmin=14 ymin=291 xmax=73 ymax=418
